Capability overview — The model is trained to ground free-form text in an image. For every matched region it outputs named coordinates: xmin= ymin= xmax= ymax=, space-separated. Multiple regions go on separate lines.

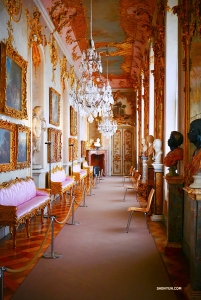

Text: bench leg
xmin=26 ymin=219 xmax=30 ymax=238
xmin=41 ymin=208 xmax=44 ymax=224
xmin=12 ymin=225 xmax=17 ymax=249
xmin=48 ymin=202 xmax=51 ymax=216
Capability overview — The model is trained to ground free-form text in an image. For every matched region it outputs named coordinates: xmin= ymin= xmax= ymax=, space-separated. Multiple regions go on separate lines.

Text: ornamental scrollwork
xmin=26 ymin=6 xmax=45 ymax=73
xmin=48 ymin=32 xmax=59 ymax=83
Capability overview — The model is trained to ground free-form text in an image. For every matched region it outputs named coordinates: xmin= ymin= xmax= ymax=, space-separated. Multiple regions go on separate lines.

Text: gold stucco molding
xmin=183 ymin=186 xmax=201 ymax=201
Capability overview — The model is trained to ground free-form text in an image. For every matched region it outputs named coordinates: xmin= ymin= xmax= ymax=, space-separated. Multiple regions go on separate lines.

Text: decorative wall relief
xmin=17 ymin=124 xmax=31 ymax=169
xmin=60 ymin=56 xmax=69 ymax=92
xmin=49 ymin=87 xmax=60 ymax=127
xmin=0 ymin=41 xmax=28 ymax=119
xmin=26 ymin=6 xmax=45 ymax=73
xmin=69 ymin=138 xmax=78 ymax=161
xmin=47 ymin=127 xmax=62 ymax=163
xmin=2 ymin=0 xmax=22 ymax=22
xmin=0 ymin=120 xmax=17 ymax=172
xmin=70 ymin=106 xmax=77 ymax=136
xmin=48 ymin=33 xmax=58 ymax=83
xmin=32 ymin=106 xmax=46 ymax=166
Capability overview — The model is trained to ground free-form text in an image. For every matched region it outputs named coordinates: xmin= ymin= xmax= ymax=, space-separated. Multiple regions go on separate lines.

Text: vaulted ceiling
xmin=42 ymin=0 xmax=157 ymax=90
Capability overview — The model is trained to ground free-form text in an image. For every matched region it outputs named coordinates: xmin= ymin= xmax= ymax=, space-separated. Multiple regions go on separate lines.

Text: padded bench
xmin=50 ymin=165 xmax=75 ymax=201
xmin=0 ymin=177 xmax=51 ymax=248
xmin=69 ymin=164 xmax=87 ymax=185
xmin=81 ymin=161 xmax=93 ymax=178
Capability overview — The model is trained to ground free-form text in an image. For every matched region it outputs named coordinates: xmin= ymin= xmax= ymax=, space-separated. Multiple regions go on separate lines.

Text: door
xmin=111 ymin=126 xmax=135 ymax=175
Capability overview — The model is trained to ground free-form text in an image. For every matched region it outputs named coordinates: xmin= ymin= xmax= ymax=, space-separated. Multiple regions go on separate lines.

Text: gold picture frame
xmin=69 ymin=138 xmax=78 ymax=161
xmin=0 ymin=41 xmax=28 ymax=119
xmin=49 ymin=87 xmax=60 ymax=127
xmin=81 ymin=140 xmax=86 ymax=158
xmin=70 ymin=106 xmax=78 ymax=136
xmin=0 ymin=120 xmax=17 ymax=172
xmin=47 ymin=127 xmax=62 ymax=163
xmin=16 ymin=124 xmax=31 ymax=169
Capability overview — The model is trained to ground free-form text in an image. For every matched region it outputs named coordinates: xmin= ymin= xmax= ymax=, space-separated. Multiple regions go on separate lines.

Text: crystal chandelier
xmin=79 ymin=0 xmax=102 ymax=77
xmin=69 ymin=77 xmax=104 ymax=123
xmin=69 ymin=2 xmax=114 ymax=123
xmin=98 ymin=117 xmax=117 ymax=139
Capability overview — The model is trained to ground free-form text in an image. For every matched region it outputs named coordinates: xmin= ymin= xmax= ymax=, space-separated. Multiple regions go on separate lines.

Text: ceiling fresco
xmin=43 ymin=0 xmax=157 ymax=89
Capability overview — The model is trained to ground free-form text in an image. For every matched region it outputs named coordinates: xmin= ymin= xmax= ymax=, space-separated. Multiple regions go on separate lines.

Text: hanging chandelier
xmin=69 ymin=2 xmax=114 ymax=123
xmin=69 ymin=77 xmax=113 ymax=123
xmin=79 ymin=0 xmax=102 ymax=77
xmin=98 ymin=117 xmax=117 ymax=139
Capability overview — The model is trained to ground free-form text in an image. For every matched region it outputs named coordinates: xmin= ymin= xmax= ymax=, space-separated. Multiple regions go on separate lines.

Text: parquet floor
xmin=0 ymin=177 xmax=190 ymax=300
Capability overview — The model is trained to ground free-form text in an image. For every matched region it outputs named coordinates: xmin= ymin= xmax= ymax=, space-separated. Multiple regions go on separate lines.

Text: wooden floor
xmin=0 ymin=177 xmax=190 ymax=300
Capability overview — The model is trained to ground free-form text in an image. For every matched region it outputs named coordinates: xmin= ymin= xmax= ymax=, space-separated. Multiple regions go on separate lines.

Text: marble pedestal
xmin=164 ymin=176 xmax=184 ymax=252
xmin=32 ymin=168 xmax=48 ymax=188
xmin=183 ymin=187 xmax=201 ymax=299
xmin=151 ymin=163 xmax=164 ymax=221
xmin=141 ymin=156 xmax=148 ymax=183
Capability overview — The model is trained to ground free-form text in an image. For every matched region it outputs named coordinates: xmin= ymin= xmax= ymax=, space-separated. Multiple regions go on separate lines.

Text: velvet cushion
xmin=62 ymin=178 xmax=74 ymax=189
xmin=16 ymin=195 xmax=50 ymax=218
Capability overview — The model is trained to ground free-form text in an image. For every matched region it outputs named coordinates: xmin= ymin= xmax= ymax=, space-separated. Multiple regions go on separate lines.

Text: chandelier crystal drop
xmin=98 ymin=117 xmax=117 ymax=139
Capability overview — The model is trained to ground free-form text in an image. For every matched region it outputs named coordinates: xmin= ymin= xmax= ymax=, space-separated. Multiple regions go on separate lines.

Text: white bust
xmin=94 ymin=138 xmax=101 ymax=148
xmin=141 ymin=138 xmax=147 ymax=155
xmin=153 ymin=139 xmax=163 ymax=163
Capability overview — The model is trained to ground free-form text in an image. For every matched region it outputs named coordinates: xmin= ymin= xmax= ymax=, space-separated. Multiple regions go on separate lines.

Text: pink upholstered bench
xmin=70 ymin=164 xmax=87 ymax=185
xmin=0 ymin=177 xmax=51 ymax=248
xmin=50 ymin=166 xmax=75 ymax=201
xmin=82 ymin=161 xmax=93 ymax=177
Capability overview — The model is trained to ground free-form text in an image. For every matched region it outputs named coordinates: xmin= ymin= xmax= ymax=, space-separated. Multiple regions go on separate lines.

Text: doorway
xmin=111 ymin=126 xmax=135 ymax=175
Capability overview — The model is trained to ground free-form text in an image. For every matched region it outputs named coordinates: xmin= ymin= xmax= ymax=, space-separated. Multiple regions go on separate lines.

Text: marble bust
xmin=153 ymin=139 xmax=163 ymax=164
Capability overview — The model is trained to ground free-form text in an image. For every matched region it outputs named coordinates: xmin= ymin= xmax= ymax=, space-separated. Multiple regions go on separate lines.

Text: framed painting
xmin=0 ymin=120 xmax=17 ymax=172
xmin=69 ymin=138 xmax=78 ymax=161
xmin=70 ymin=106 xmax=77 ymax=136
xmin=16 ymin=124 xmax=31 ymax=169
xmin=47 ymin=127 xmax=56 ymax=163
xmin=0 ymin=41 xmax=28 ymax=119
xmin=49 ymin=87 xmax=60 ymax=127
xmin=55 ymin=130 xmax=62 ymax=162
xmin=47 ymin=128 xmax=62 ymax=162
